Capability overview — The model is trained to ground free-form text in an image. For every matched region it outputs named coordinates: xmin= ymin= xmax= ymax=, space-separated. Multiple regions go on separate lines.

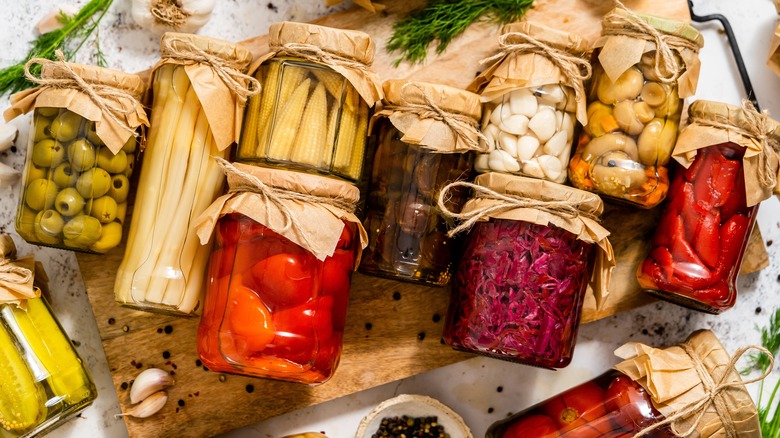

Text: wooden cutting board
xmin=75 ymin=1 xmax=769 ymax=437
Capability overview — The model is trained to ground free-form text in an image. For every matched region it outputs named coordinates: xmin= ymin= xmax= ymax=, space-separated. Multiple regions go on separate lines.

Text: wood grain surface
xmin=75 ymin=1 xmax=770 ymax=437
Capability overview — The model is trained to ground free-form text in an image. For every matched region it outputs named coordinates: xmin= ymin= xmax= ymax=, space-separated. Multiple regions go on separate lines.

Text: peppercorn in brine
xmin=372 ymin=415 xmax=449 ymax=438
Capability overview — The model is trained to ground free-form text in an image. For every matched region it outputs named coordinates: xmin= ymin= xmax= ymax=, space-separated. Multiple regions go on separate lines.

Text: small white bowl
xmin=355 ymin=394 xmax=473 ymax=438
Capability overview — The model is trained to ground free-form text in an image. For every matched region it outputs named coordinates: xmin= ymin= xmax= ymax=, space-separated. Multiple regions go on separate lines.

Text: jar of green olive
xmin=7 ymin=61 xmax=147 ymax=253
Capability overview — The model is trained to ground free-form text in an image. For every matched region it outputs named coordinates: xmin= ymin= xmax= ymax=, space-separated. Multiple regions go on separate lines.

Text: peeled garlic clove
xmin=509 ymin=89 xmax=537 ymax=117
xmin=562 ymin=90 xmax=578 ymax=113
xmin=490 ymin=103 xmax=512 ymax=126
xmin=497 ymin=131 xmax=518 ymax=157
xmin=488 ymin=150 xmax=509 ymax=172
xmin=0 ymin=123 xmax=18 ymax=152
xmin=543 ymin=131 xmax=569 ymax=157
xmin=481 ymin=108 xmax=492 ymax=130
xmin=538 ymin=84 xmax=565 ymax=105
xmin=482 ymin=125 xmax=497 ymax=151
xmin=497 ymin=149 xmax=521 ymax=172
xmin=474 ymin=153 xmax=491 ymax=172
xmin=562 ymin=113 xmax=575 ymax=141
xmin=516 ymin=134 xmax=541 ymax=161
xmin=498 ymin=114 xmax=529 ymax=136
xmin=129 ymin=368 xmax=175 ymax=404
xmin=522 ymin=159 xmax=546 ymax=179
xmin=528 ymin=109 xmax=557 ymax=143
xmin=597 ymin=67 xmax=644 ymax=105
xmin=0 ymin=162 xmax=20 ymax=188
xmin=116 ymin=391 xmax=168 ymax=419
xmin=640 ymin=82 xmax=669 ymax=107
xmin=537 ymin=154 xmax=564 ymax=181
xmin=613 ymin=101 xmax=646 ymax=136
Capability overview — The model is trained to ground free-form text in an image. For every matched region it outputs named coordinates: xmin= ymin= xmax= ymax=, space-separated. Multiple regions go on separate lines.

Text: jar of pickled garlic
xmin=638 ymin=101 xmax=780 ymax=313
xmin=115 ymin=33 xmax=256 ymax=317
xmin=360 ymin=80 xmax=483 ymax=286
xmin=486 ymin=330 xmax=767 ymax=438
xmin=194 ymin=161 xmax=367 ymax=385
xmin=469 ymin=22 xmax=590 ymax=183
xmin=568 ymin=4 xmax=703 ymax=208
xmin=441 ymin=174 xmax=614 ymax=368
xmin=5 ymin=59 xmax=148 ymax=253
xmin=236 ymin=22 xmax=383 ymax=183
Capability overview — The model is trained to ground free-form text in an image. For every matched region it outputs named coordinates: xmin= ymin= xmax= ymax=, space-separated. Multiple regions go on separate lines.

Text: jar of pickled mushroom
xmin=469 ymin=22 xmax=590 ymax=183
xmin=486 ymin=330 xmax=768 ymax=438
xmin=440 ymin=174 xmax=614 ymax=368
xmin=638 ymin=100 xmax=780 ymax=314
xmin=194 ymin=161 xmax=367 ymax=385
xmin=5 ymin=57 xmax=148 ymax=253
xmin=0 ymin=235 xmax=97 ymax=438
xmin=236 ymin=22 xmax=383 ymax=183
xmin=115 ymin=33 xmax=256 ymax=317
xmin=360 ymin=80 xmax=483 ymax=286
xmin=569 ymin=4 xmax=703 ymax=208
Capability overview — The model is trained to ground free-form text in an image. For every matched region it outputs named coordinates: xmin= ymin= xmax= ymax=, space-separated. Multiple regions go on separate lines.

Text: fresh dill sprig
xmin=743 ymin=307 xmax=780 ymax=438
xmin=386 ymin=0 xmax=534 ymax=66
xmin=0 ymin=0 xmax=113 ymax=96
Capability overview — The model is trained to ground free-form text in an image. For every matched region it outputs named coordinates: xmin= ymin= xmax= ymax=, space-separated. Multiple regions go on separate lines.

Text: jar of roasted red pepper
xmin=638 ymin=100 xmax=780 ymax=313
xmin=486 ymin=330 xmax=768 ymax=437
xmin=360 ymin=80 xmax=483 ymax=286
xmin=440 ymin=173 xmax=614 ymax=368
xmin=193 ymin=161 xmax=367 ymax=385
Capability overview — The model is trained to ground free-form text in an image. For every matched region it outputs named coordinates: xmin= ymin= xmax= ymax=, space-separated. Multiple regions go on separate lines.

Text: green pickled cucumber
xmin=0 ymin=321 xmax=43 ymax=434
xmin=9 ymin=299 xmax=93 ymax=406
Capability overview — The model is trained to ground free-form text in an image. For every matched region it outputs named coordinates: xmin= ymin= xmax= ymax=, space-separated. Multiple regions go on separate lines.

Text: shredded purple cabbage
xmin=444 ymin=219 xmax=594 ymax=368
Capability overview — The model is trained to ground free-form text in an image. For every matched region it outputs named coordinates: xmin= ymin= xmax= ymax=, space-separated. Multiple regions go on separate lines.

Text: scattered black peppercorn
xmin=164 ymin=325 xmax=173 ymax=334
xmin=496 ymin=386 xmax=503 ymax=393
xmin=392 ymin=291 xmax=401 ymax=300
xmin=417 ymin=332 xmax=426 ymax=341
xmin=245 ymin=384 xmax=255 ymax=393
xmin=178 ymin=399 xmax=185 ymax=407
xmin=756 ymin=307 xmax=762 ymax=315
xmin=195 ymin=359 xmax=202 ymax=367
xmin=108 ymin=318 xmax=115 ymax=325
xmin=162 ymin=351 xmax=171 ymax=359
xmin=372 ymin=415 xmax=448 ymax=437
xmin=432 ymin=313 xmax=441 ymax=323
xmin=365 ymin=322 xmax=373 ymax=330
xmin=120 ymin=382 xmax=128 ymax=390
xmin=488 ymin=407 xmax=494 ymax=413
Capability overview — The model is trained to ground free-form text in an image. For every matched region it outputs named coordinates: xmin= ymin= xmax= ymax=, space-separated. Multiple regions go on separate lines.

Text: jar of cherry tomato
xmin=568 ymin=4 xmax=703 ymax=208
xmin=440 ymin=173 xmax=614 ymax=368
xmin=194 ymin=161 xmax=367 ymax=385
xmin=360 ymin=80 xmax=483 ymax=286
xmin=638 ymin=100 xmax=780 ymax=313
xmin=486 ymin=330 xmax=767 ymax=438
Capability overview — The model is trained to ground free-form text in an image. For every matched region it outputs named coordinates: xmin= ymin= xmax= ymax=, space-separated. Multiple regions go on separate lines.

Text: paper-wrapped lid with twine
xmin=437 ymin=173 xmax=615 ymax=309
xmin=0 ymin=234 xmax=39 ymax=310
xmin=614 ymin=329 xmax=772 ymax=437
xmin=469 ymin=21 xmax=591 ymax=124
xmin=193 ymin=159 xmax=368 ymax=266
xmin=156 ymin=32 xmax=258 ymax=151
xmin=4 ymin=51 xmax=149 ymax=155
xmin=371 ymin=80 xmax=485 ymax=153
xmin=596 ymin=1 xmax=703 ymax=98
xmin=673 ymin=100 xmax=780 ymax=207
xmin=254 ymin=21 xmax=383 ymax=107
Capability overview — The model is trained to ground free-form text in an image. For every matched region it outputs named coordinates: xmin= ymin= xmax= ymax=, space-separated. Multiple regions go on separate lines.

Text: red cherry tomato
xmin=605 ymin=376 xmax=659 ymax=430
xmin=224 ymin=284 xmax=275 ymax=358
xmin=542 ymin=382 xmax=607 ymax=432
xmin=249 ymin=252 xmax=320 ymax=311
xmin=503 ymin=414 xmax=559 ymax=438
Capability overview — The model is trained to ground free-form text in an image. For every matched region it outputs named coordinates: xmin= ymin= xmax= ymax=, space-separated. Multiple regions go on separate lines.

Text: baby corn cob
xmin=332 ymin=88 xmax=360 ymax=174
xmin=323 ymin=100 xmax=339 ymax=165
xmin=347 ymin=103 xmax=370 ymax=180
xmin=312 ymin=68 xmax=345 ymax=103
xmin=277 ymin=64 xmax=309 ymax=105
xmin=252 ymin=62 xmax=281 ymax=158
xmin=267 ymin=78 xmax=311 ymax=160
xmin=237 ymin=68 xmax=264 ymax=158
xmin=290 ymin=83 xmax=329 ymax=167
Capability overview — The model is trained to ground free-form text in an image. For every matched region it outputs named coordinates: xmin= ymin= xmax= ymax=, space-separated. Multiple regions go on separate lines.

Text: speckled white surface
xmin=1 ymin=1 xmax=779 ymax=437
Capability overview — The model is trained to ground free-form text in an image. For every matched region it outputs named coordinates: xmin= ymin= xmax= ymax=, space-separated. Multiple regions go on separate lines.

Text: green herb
xmin=744 ymin=307 xmax=780 ymax=437
xmin=386 ymin=0 xmax=534 ymax=66
xmin=0 ymin=0 xmax=113 ymax=96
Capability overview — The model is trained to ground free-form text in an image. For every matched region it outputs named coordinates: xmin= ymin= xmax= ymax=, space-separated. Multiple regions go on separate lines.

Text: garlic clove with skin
xmin=0 ymin=122 xmax=18 ymax=152
xmin=131 ymin=0 xmax=218 ymax=34
xmin=36 ymin=5 xmax=80 ymax=34
xmin=129 ymin=368 xmax=175 ymax=404
xmin=116 ymin=391 xmax=168 ymax=419
xmin=0 ymin=162 xmax=20 ymax=188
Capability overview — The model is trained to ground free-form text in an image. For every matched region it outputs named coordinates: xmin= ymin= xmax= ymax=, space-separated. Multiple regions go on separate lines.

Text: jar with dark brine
xmin=441 ymin=174 xmax=614 ymax=368
xmin=568 ymin=4 xmax=703 ymax=208
xmin=360 ymin=80 xmax=483 ymax=286
xmin=638 ymin=100 xmax=780 ymax=313
xmin=236 ymin=22 xmax=383 ymax=183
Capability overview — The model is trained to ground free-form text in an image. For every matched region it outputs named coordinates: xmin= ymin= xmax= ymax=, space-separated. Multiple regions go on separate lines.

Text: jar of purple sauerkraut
xmin=443 ymin=173 xmax=608 ymax=368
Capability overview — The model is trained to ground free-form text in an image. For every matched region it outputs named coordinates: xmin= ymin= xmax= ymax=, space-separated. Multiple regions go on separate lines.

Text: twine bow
xmin=24 ymin=50 xmax=141 ymax=137
xmin=160 ymin=38 xmax=260 ymax=104
xmin=436 ymin=181 xmax=600 ymax=237
xmin=383 ymin=82 xmax=487 ymax=152
xmin=603 ymin=0 xmax=700 ymax=84
xmin=270 ymin=42 xmax=373 ymax=77
xmin=632 ymin=345 xmax=774 ymax=437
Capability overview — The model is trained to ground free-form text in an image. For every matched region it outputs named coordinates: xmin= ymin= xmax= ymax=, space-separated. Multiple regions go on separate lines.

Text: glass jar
xmin=0 ymin=297 xmax=97 ymax=438
xmin=236 ymin=22 xmax=382 ymax=183
xmin=115 ymin=34 xmax=254 ymax=316
xmin=568 ymin=9 xmax=703 ymax=208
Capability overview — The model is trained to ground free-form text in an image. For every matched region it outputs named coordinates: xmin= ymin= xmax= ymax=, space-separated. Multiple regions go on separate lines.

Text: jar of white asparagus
xmin=469 ymin=22 xmax=590 ymax=183
xmin=236 ymin=22 xmax=383 ymax=183
xmin=114 ymin=33 xmax=256 ymax=316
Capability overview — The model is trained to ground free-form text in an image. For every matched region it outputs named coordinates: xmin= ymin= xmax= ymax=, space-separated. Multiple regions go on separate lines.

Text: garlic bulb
xmin=131 ymin=0 xmax=217 ymax=34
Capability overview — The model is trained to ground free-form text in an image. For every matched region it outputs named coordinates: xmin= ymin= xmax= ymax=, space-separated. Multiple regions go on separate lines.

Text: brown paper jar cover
xmin=0 ymin=234 xmax=40 ymax=308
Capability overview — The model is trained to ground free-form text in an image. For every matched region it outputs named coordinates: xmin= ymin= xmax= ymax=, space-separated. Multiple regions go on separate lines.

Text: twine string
xmin=270 ymin=41 xmax=373 ymax=77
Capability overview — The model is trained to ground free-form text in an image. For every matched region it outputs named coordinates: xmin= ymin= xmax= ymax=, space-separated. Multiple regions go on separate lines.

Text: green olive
xmin=85 ymin=121 xmax=103 ymax=146
xmin=26 ymin=163 xmax=48 ymax=184
xmin=37 ymin=210 xmax=65 ymax=236
xmin=115 ymin=202 xmax=127 ymax=224
xmin=89 ymin=221 xmax=123 ymax=253
xmin=67 ymin=138 xmax=97 ymax=172
xmin=32 ymin=139 xmax=66 ymax=168
xmin=121 ymin=136 xmax=137 ymax=154
xmin=89 ymin=196 xmax=117 ymax=223
xmin=50 ymin=110 xmax=83 ymax=142
xmin=55 ymin=187 xmax=86 ymax=216
xmin=96 ymin=148 xmax=127 ymax=174
xmin=76 ymin=168 xmax=111 ymax=198
xmin=52 ymin=163 xmax=79 ymax=187
xmin=16 ymin=206 xmax=38 ymax=241
xmin=33 ymin=114 xmax=53 ymax=142
xmin=123 ymin=159 xmax=135 ymax=178
xmin=25 ymin=178 xmax=58 ymax=211
xmin=63 ymin=215 xmax=102 ymax=246
xmin=34 ymin=222 xmax=62 ymax=245
xmin=37 ymin=107 xmax=60 ymax=118
xmin=108 ymin=174 xmax=130 ymax=203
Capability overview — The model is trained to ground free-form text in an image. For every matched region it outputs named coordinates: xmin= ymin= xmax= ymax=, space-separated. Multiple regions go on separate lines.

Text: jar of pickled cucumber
xmin=568 ymin=4 xmax=703 ymax=208
xmin=470 ymin=22 xmax=590 ymax=183
xmin=360 ymin=80 xmax=483 ymax=286
xmin=6 ymin=60 xmax=147 ymax=253
xmin=236 ymin=22 xmax=383 ymax=183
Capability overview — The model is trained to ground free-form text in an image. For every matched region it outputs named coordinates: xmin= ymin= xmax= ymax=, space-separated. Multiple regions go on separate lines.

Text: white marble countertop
xmin=1 ymin=1 xmax=779 ymax=437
